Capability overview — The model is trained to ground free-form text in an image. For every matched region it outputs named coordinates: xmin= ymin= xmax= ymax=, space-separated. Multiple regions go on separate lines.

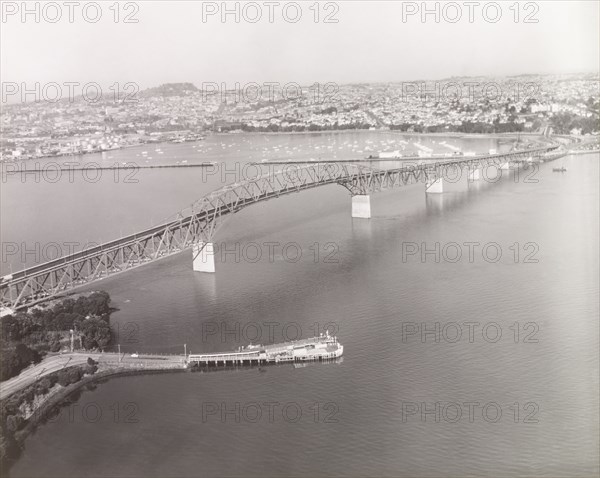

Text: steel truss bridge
xmin=1 ymin=145 xmax=560 ymax=311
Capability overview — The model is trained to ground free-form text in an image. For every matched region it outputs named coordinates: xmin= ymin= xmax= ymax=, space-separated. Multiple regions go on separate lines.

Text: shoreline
xmin=568 ymin=148 xmax=600 ymax=155
xmin=0 ymin=162 xmax=217 ymax=174
xmin=1 ymin=131 xmax=534 ymax=165
xmin=213 ymin=129 xmax=523 ymax=139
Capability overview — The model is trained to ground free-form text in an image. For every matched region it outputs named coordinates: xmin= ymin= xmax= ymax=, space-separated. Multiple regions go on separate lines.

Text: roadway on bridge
xmin=1 ymin=145 xmax=560 ymax=311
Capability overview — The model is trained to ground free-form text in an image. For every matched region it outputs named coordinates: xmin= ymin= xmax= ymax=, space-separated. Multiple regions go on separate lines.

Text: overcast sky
xmin=1 ymin=0 xmax=599 ymax=90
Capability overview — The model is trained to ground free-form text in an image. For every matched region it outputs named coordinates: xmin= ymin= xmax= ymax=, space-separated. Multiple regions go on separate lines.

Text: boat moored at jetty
xmin=187 ymin=332 xmax=343 ymax=366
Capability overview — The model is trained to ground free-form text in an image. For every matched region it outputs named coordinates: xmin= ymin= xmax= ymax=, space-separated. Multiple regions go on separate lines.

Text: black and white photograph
xmin=0 ymin=1 xmax=599 ymax=477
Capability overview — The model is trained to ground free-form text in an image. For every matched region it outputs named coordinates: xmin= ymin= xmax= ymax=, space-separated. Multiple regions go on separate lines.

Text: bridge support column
xmin=193 ymin=242 xmax=215 ymax=273
xmin=468 ymin=167 xmax=482 ymax=181
xmin=426 ymin=178 xmax=444 ymax=194
xmin=351 ymin=195 xmax=371 ymax=219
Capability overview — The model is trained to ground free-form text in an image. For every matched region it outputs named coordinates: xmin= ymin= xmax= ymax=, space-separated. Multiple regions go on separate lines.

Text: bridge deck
xmin=1 ymin=146 xmax=560 ymax=310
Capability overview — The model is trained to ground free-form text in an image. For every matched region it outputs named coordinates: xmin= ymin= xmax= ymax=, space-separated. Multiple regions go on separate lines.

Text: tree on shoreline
xmin=0 ymin=344 xmax=41 ymax=382
xmin=0 ymin=292 xmax=114 ymax=382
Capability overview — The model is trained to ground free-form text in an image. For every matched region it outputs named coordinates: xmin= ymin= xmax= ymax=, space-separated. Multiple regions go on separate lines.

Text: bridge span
xmin=1 ymin=145 xmax=561 ymax=312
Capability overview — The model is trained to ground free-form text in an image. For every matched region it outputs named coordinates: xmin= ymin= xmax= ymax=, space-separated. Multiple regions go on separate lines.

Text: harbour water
xmin=2 ymin=132 xmax=598 ymax=477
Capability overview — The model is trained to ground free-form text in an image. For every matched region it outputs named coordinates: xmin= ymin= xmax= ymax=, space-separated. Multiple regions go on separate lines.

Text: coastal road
xmin=0 ymin=352 xmax=185 ymax=401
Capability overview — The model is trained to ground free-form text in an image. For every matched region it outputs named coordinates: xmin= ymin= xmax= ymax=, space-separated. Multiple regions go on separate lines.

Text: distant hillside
xmin=140 ymin=83 xmax=199 ymax=98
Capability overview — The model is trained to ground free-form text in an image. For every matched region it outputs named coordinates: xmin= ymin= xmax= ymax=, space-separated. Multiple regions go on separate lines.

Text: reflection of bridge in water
xmin=1 ymin=146 xmax=562 ymax=311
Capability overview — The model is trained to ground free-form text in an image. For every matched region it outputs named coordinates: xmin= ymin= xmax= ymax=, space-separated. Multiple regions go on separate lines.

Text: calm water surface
xmin=3 ymin=132 xmax=598 ymax=477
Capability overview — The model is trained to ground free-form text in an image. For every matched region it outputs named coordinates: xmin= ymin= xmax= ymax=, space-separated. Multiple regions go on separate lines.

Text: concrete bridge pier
xmin=500 ymin=161 xmax=513 ymax=176
xmin=193 ymin=242 xmax=215 ymax=273
xmin=351 ymin=194 xmax=371 ymax=218
xmin=468 ymin=166 xmax=482 ymax=182
xmin=427 ymin=163 xmax=472 ymax=192
xmin=425 ymin=177 xmax=444 ymax=194
xmin=501 ymin=160 xmax=523 ymax=178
